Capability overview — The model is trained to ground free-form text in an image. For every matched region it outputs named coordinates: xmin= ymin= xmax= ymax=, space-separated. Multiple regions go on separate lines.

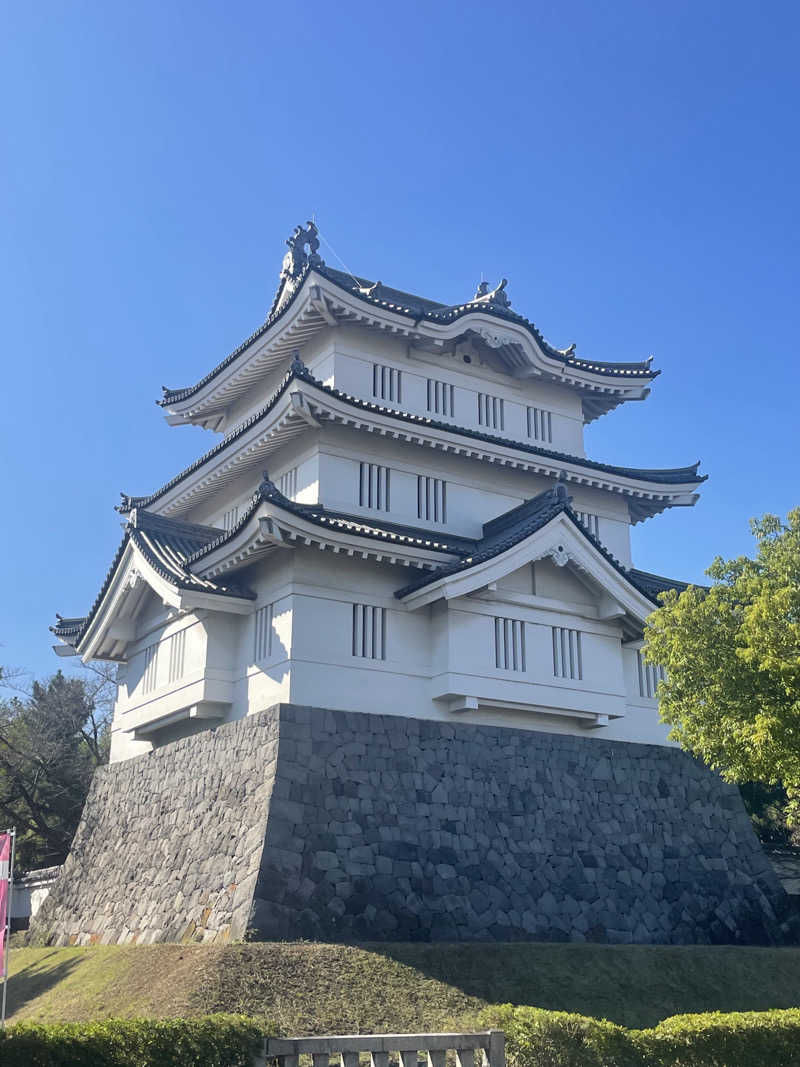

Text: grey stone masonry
xmin=31 ymin=711 xmax=280 ymax=945
xmin=30 ymin=704 xmax=798 ymax=946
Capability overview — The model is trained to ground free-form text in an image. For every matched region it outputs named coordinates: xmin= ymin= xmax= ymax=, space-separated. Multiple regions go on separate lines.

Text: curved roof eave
xmin=121 ymin=364 xmax=705 ymax=518
xmin=158 ymin=266 xmax=659 ymax=415
xmin=55 ymin=513 xmax=256 ymax=657
xmin=186 ymin=476 xmax=471 ymax=578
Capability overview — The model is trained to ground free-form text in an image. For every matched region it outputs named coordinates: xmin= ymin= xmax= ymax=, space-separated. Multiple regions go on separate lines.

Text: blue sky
xmin=2 ymin=1 xmax=798 ymax=680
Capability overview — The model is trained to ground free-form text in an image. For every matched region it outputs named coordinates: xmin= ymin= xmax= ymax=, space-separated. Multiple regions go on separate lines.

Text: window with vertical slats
xmin=427 ymin=378 xmax=455 ymax=417
xmin=142 ymin=643 xmax=159 ymax=693
xmin=575 ymin=511 xmax=600 ymax=539
xmin=254 ymin=603 xmax=274 ymax=661
xmin=494 ymin=617 xmax=526 ymax=672
xmin=221 ymin=506 xmax=239 ymax=532
xmin=417 ymin=477 xmax=447 ymax=523
xmin=637 ymin=651 xmax=665 ymax=699
xmin=372 ymin=364 xmax=402 ymax=403
xmin=351 ymin=604 xmax=386 ymax=660
xmin=167 ymin=629 xmax=186 ymax=684
xmin=279 ymin=467 xmax=298 ymax=500
xmin=478 ymin=392 xmax=505 ymax=430
xmin=552 ymin=627 xmax=583 ymax=680
xmin=527 ymin=406 xmax=553 ymax=443
xmin=359 ymin=463 xmax=391 ymax=511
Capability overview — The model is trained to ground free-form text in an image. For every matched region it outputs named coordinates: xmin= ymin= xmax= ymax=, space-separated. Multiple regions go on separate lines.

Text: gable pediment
xmin=398 ymin=510 xmax=653 ymax=628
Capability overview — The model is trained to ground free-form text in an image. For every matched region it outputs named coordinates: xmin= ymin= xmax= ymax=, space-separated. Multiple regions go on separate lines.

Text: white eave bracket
xmin=258 ymin=516 xmax=289 ymax=547
xmin=289 ymin=391 xmax=321 ymax=427
xmin=309 ymin=285 xmax=338 ymax=326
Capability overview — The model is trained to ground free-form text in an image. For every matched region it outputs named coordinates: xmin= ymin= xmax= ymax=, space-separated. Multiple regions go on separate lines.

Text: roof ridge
xmin=159 ymin=263 xmax=658 ymax=408
xmin=481 ymin=483 xmax=571 ymax=540
xmin=131 ymin=509 xmax=222 ymax=540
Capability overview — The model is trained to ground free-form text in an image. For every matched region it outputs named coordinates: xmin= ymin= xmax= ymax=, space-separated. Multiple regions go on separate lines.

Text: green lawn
xmin=7 ymin=941 xmax=800 ymax=1031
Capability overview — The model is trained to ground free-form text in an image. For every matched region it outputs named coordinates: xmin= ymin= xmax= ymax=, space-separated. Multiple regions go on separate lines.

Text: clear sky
xmin=2 ymin=1 xmax=798 ymax=680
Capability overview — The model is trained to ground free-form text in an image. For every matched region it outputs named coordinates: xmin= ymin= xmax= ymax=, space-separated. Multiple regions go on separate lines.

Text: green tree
xmin=644 ymin=508 xmax=800 ymax=825
xmin=0 ymin=665 xmax=113 ymax=869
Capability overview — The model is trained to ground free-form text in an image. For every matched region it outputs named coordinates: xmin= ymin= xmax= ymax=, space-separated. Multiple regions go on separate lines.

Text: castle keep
xmin=37 ymin=223 xmax=791 ymax=945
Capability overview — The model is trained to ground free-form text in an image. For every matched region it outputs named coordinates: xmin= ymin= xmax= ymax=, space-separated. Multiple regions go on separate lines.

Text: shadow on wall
xmin=5 ymin=951 xmax=83 ymax=1020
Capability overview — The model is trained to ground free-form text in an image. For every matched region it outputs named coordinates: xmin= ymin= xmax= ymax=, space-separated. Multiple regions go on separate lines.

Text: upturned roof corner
xmin=157 ymin=220 xmax=660 ymax=419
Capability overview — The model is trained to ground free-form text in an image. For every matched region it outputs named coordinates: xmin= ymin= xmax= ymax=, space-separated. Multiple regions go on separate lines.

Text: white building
xmin=54 ymin=222 xmax=704 ymax=764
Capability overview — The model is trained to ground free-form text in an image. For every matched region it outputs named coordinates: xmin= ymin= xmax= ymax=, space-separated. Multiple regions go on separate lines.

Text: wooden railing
xmin=263 ymin=1030 xmax=506 ymax=1067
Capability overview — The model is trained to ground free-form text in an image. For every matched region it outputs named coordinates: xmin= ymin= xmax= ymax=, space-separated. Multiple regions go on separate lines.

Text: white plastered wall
xmin=108 ymin=544 xmax=671 ymax=763
xmin=326 ymin=327 xmax=586 ymax=456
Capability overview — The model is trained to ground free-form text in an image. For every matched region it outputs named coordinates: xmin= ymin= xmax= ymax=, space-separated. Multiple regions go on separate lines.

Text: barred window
xmin=142 ymin=643 xmax=159 ymax=694
xmin=527 ymin=406 xmax=553 ymax=443
xmin=221 ymin=506 xmax=239 ymax=532
xmin=427 ymin=378 xmax=455 ymax=417
xmin=352 ymin=604 xmax=386 ymax=660
xmin=279 ymin=467 xmax=298 ymax=500
xmin=552 ymin=627 xmax=583 ymax=680
xmin=417 ymin=476 xmax=447 ymax=523
xmin=359 ymin=463 xmax=391 ymax=511
xmin=494 ymin=617 xmax=526 ymax=672
xmin=372 ymin=364 xmax=402 ymax=403
xmin=637 ymin=652 xmax=665 ymax=699
xmin=575 ymin=511 xmax=600 ymax=539
xmin=478 ymin=392 xmax=504 ymax=430
xmin=167 ymin=630 xmax=186 ymax=684
xmin=254 ymin=603 xmax=274 ymax=661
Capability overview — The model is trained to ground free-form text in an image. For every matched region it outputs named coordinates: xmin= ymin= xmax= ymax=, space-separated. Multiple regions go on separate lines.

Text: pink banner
xmin=0 ymin=833 xmax=10 ymax=976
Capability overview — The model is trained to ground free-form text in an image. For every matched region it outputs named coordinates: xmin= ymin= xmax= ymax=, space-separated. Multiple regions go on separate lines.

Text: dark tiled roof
xmin=130 ymin=511 xmax=255 ymax=599
xmin=318 ymin=266 xmax=656 ymax=377
xmin=395 ymin=484 xmax=572 ymax=597
xmin=187 ymin=475 xmax=473 ymax=565
xmin=121 ymin=363 xmax=705 ymax=515
xmin=320 ymin=267 xmax=452 ymax=315
xmin=159 ymin=263 xmax=657 ymax=407
xmin=628 ymin=568 xmax=702 ymax=599
xmin=51 ymin=511 xmax=255 ymax=651
xmin=51 ymin=616 xmax=87 ymax=640
xmin=394 ymin=483 xmax=696 ymax=605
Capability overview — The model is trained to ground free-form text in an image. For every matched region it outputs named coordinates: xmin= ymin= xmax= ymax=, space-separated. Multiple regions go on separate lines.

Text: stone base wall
xmin=31 ymin=711 xmax=280 ymax=945
xmin=31 ymin=704 xmax=797 ymax=946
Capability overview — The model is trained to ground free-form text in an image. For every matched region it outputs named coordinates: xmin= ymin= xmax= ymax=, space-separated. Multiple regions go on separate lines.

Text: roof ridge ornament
xmin=116 ymin=492 xmax=144 ymax=515
xmin=257 ymin=468 xmax=292 ymax=503
xmin=290 ymin=350 xmax=307 ymax=376
xmin=473 ymin=278 xmax=512 ymax=310
xmin=287 ymin=220 xmax=322 ymax=271
xmin=271 ymin=220 xmax=324 ymax=317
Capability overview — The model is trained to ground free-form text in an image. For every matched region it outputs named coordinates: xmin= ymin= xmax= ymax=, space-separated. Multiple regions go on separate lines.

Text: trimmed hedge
xmin=638 ymin=1009 xmax=800 ymax=1065
xmin=4 ymin=1006 xmax=800 ymax=1066
xmin=482 ymin=1003 xmax=800 ymax=1066
xmin=0 ymin=1014 xmax=267 ymax=1067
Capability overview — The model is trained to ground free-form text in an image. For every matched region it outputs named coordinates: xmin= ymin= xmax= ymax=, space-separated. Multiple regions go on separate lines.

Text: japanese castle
xmin=53 ymin=222 xmax=704 ymax=764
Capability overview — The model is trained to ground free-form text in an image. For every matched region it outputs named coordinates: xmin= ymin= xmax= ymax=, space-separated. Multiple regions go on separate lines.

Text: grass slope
xmin=7 ymin=942 xmax=800 ymax=1031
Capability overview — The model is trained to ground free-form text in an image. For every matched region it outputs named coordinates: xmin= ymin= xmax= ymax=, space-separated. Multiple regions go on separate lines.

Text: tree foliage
xmin=0 ymin=665 xmax=114 ymax=869
xmin=644 ymin=508 xmax=800 ymax=824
